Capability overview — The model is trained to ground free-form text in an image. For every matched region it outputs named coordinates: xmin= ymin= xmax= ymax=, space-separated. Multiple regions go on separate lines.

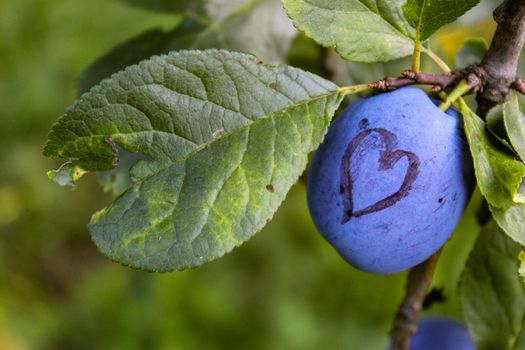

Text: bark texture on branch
xmin=389 ymin=251 xmax=441 ymax=350
xmin=477 ymin=0 xmax=525 ymax=116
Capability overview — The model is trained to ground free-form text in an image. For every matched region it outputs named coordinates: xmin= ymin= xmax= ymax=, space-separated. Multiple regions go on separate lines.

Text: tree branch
xmin=389 ymin=251 xmax=442 ymax=350
xmin=370 ymin=70 xmax=460 ymax=93
xmin=369 ymin=69 xmax=482 ymax=95
xmin=477 ymin=0 xmax=525 ymax=116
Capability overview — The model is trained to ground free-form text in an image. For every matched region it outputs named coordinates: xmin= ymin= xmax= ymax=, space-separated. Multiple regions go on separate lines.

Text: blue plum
xmin=387 ymin=316 xmax=475 ymax=350
xmin=307 ymin=87 xmax=474 ymax=274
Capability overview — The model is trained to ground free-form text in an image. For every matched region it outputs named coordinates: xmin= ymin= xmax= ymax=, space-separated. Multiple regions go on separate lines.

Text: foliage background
xmin=0 ymin=0 xmax=503 ymax=349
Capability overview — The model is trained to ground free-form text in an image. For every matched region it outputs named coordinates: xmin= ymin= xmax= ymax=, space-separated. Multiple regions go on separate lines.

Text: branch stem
xmin=389 ymin=250 xmax=442 ymax=350
xmin=340 ymin=84 xmax=373 ymax=95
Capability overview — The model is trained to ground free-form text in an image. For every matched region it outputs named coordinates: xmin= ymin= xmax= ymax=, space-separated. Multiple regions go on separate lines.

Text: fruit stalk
xmin=389 ymin=250 xmax=442 ymax=350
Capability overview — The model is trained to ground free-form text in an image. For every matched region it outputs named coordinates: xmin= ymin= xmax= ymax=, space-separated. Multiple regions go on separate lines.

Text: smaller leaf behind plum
xmin=480 ymin=94 xmax=525 ymax=246
xmin=460 ymin=221 xmax=525 ymax=350
xmin=460 ymin=99 xmax=525 ymax=209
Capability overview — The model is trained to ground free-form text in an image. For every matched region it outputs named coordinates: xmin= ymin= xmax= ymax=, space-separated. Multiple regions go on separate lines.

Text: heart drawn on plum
xmin=339 ymin=127 xmax=420 ymax=224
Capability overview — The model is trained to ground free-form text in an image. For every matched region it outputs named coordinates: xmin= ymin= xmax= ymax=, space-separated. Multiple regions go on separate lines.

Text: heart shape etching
xmin=339 ymin=127 xmax=420 ymax=224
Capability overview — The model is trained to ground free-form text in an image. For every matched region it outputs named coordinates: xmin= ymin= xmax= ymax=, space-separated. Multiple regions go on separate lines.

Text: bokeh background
xmin=0 ymin=0 xmax=503 ymax=349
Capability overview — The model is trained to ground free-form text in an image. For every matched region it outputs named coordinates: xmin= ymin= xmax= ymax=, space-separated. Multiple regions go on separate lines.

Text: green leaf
xmin=483 ymin=95 xmax=525 ymax=246
xmin=173 ymin=0 xmax=297 ymax=64
xmin=491 ymin=204 xmax=525 ymax=246
xmin=403 ymin=0 xmax=480 ymax=41
xmin=47 ymin=162 xmax=87 ymax=189
xmin=460 ymin=99 xmax=525 ymax=208
xmin=44 ymin=50 xmax=344 ymax=271
xmin=455 ymin=37 xmax=488 ymax=69
xmin=79 ymin=0 xmax=296 ymax=93
xmin=460 ymin=221 xmax=525 ymax=350
xmin=502 ymin=92 xmax=525 ymax=162
xmin=486 ymin=104 xmax=514 ymax=152
xmin=119 ymin=0 xmax=202 ymax=13
xmin=282 ymin=0 xmax=415 ymax=62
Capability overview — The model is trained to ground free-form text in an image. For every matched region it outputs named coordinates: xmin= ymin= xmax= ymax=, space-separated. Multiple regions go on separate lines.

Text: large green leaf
xmin=282 ymin=0 xmax=415 ymax=62
xmin=460 ymin=100 xmax=525 ymax=209
xmin=44 ymin=50 xmax=344 ymax=271
xmin=79 ymin=0 xmax=296 ymax=93
xmin=403 ymin=0 xmax=480 ymax=41
xmin=460 ymin=221 xmax=525 ymax=350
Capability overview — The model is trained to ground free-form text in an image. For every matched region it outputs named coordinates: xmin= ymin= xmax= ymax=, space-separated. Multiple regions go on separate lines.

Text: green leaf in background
xmin=491 ymin=204 xmax=525 ymax=246
xmin=282 ymin=0 xmax=415 ymax=62
xmin=502 ymin=92 xmax=525 ymax=162
xmin=403 ymin=0 xmax=480 ymax=41
xmin=79 ymin=0 xmax=296 ymax=93
xmin=120 ymin=0 xmax=202 ymax=13
xmin=455 ymin=37 xmax=488 ymax=69
xmin=486 ymin=104 xmax=515 ymax=152
xmin=460 ymin=221 xmax=525 ymax=350
xmin=480 ymin=94 xmax=525 ymax=246
xmin=459 ymin=99 xmax=525 ymax=209
xmin=44 ymin=50 xmax=344 ymax=271
xmin=520 ymin=251 xmax=525 ymax=282
xmin=174 ymin=0 xmax=297 ymax=64
xmin=78 ymin=28 xmax=180 ymax=94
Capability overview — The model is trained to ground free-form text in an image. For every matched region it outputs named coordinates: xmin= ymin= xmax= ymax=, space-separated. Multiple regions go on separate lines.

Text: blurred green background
xmin=0 ymin=0 xmax=501 ymax=349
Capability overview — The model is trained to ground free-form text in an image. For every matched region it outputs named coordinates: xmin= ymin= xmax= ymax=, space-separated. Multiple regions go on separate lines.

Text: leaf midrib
xmin=415 ymin=0 xmax=428 ymax=39
xmin=117 ymin=89 xmax=341 ymax=186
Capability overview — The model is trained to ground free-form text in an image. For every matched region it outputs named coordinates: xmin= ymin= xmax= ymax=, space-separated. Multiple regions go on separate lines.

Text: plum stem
xmin=411 ymin=39 xmax=422 ymax=73
xmin=421 ymin=47 xmax=451 ymax=74
xmin=438 ymin=80 xmax=473 ymax=111
xmin=389 ymin=250 xmax=442 ymax=350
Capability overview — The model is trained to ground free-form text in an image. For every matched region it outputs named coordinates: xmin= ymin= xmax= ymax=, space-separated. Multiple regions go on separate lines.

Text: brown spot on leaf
xmin=268 ymin=81 xmax=276 ymax=89
xmin=266 ymin=184 xmax=275 ymax=193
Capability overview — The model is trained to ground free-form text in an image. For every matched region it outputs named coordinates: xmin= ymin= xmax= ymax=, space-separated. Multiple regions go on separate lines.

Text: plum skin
xmin=387 ymin=316 xmax=475 ymax=350
xmin=307 ymin=87 xmax=474 ymax=274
